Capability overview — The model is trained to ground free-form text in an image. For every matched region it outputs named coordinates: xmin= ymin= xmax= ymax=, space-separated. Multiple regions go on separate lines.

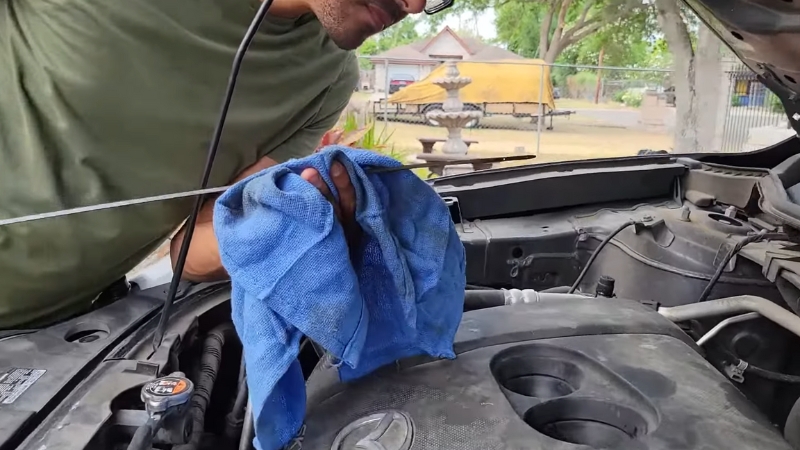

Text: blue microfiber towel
xmin=213 ymin=146 xmax=466 ymax=450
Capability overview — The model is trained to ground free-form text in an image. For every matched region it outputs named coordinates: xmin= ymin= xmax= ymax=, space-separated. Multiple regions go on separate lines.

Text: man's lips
xmin=366 ymin=3 xmax=396 ymax=31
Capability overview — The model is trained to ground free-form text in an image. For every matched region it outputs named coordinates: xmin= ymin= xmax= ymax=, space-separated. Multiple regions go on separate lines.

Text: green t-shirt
xmin=0 ymin=0 xmax=358 ymax=328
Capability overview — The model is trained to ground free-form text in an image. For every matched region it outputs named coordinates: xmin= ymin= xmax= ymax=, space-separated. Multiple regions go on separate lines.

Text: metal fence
xmin=350 ymin=56 xmax=794 ymax=164
xmin=720 ymin=63 xmax=792 ymax=153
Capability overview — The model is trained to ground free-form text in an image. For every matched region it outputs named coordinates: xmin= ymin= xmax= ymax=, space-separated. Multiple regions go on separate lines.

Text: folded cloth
xmin=213 ymin=146 xmax=466 ymax=450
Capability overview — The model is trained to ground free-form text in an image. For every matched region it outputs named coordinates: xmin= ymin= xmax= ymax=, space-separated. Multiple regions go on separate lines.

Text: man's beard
xmin=316 ymin=0 xmax=404 ymax=50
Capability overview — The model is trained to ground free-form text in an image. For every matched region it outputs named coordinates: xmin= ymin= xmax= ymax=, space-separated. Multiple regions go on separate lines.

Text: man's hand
xmin=301 ymin=161 xmax=361 ymax=256
xmin=171 ymin=157 xmax=360 ymax=282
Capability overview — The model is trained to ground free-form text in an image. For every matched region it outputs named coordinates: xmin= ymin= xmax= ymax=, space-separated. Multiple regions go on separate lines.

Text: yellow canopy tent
xmin=387 ymin=59 xmax=556 ymax=110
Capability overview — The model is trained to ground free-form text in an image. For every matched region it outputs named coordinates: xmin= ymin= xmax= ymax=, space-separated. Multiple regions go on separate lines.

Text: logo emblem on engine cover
xmin=331 ymin=410 xmax=414 ymax=450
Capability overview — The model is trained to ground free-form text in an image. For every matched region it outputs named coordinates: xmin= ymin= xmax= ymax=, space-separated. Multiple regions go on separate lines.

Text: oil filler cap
xmin=331 ymin=410 xmax=414 ymax=450
xmin=141 ymin=374 xmax=194 ymax=414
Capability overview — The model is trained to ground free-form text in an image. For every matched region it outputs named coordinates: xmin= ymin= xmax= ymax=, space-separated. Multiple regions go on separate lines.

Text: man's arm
xmin=170 ymin=155 xmax=357 ymax=281
xmin=169 ymin=155 xmax=275 ymax=282
xmin=171 ymin=53 xmax=359 ymax=281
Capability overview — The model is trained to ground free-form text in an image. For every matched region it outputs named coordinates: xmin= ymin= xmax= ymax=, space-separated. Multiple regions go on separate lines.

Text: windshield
xmin=349 ymin=8 xmax=796 ymax=175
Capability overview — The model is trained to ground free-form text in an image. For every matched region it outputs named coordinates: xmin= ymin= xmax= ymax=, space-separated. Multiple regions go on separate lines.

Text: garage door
xmin=387 ymin=64 xmax=421 ymax=82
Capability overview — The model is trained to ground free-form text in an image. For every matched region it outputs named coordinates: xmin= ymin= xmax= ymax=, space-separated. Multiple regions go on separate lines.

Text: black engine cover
xmin=303 ymin=298 xmax=792 ymax=450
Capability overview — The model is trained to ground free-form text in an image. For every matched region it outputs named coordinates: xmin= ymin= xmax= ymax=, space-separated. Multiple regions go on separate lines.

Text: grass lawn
xmin=348 ymin=92 xmax=672 ymax=167
xmin=379 ymin=120 xmax=672 ymax=165
xmin=554 ymin=98 xmax=636 ymax=110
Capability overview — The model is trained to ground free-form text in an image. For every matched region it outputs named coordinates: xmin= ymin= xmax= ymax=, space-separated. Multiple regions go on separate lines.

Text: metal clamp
xmin=725 ymin=360 xmax=749 ymax=383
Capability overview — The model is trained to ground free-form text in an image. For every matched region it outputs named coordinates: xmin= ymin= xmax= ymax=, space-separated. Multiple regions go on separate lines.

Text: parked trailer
xmin=371 ymin=100 xmax=571 ymax=128
xmin=374 ymin=59 xmax=562 ymax=128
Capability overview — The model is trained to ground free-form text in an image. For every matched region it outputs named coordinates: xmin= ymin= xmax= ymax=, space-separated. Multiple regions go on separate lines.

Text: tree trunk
xmin=538 ymin=3 xmax=556 ymax=60
xmin=694 ymin=26 xmax=723 ymax=152
xmin=654 ymin=0 xmax=695 ymax=153
xmin=654 ymin=0 xmax=722 ymax=153
xmin=543 ymin=45 xmax=560 ymax=64
xmin=594 ymin=47 xmax=605 ymax=104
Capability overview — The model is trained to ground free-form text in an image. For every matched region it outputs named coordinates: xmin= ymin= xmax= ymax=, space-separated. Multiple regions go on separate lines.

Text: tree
xmin=439 ymin=0 xmax=643 ymax=63
xmin=533 ymin=0 xmax=645 ymax=63
xmin=495 ymin=0 xmax=656 ymax=89
xmin=356 ymin=17 xmax=437 ymax=56
xmin=562 ymin=8 xmax=654 ymax=70
xmin=356 ymin=18 xmax=428 ymax=68
xmin=654 ymin=0 xmax=723 ymax=153
xmin=452 ymin=26 xmax=489 ymax=43
xmin=356 ymin=39 xmax=380 ymax=69
xmin=495 ymin=2 xmax=547 ymax=58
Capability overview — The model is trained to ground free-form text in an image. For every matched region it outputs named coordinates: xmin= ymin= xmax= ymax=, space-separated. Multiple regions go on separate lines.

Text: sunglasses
xmin=424 ymin=0 xmax=454 ymax=15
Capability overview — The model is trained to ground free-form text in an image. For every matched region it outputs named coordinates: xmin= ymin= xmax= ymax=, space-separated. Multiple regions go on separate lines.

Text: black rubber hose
xmin=174 ymin=323 xmax=236 ymax=450
xmin=784 ymin=395 xmax=800 ymax=448
xmin=697 ymin=232 xmax=769 ymax=303
xmin=463 ymin=290 xmax=505 ymax=311
xmin=746 ymin=364 xmax=800 ymax=383
xmin=231 ymin=380 xmax=248 ymax=416
xmin=540 ymin=286 xmax=571 ymax=294
xmin=236 ymin=355 xmax=246 ymax=394
xmin=463 ymin=290 xmax=593 ymax=311
xmin=230 ymin=354 xmax=247 ymax=420
xmin=224 ymin=369 xmax=249 ymax=442
xmin=126 ymin=418 xmax=156 ymax=450
xmin=568 ymin=220 xmax=637 ymax=294
xmin=465 ymin=284 xmax=496 ymax=290
xmin=717 ymin=345 xmax=800 ymax=384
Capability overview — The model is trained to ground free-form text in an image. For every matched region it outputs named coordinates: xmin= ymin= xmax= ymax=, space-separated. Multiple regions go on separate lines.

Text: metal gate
xmin=720 ymin=63 xmax=790 ymax=152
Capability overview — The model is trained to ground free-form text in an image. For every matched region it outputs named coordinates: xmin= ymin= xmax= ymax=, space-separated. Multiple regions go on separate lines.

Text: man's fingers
xmin=331 ymin=162 xmax=356 ymax=223
xmin=301 ymin=168 xmax=326 ymax=194
xmin=301 ymin=163 xmax=361 ymax=260
xmin=330 ymin=161 xmax=361 ymax=260
xmin=301 ymin=167 xmax=342 ymax=219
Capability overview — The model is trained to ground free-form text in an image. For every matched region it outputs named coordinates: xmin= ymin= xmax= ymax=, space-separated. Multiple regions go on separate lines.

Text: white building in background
xmin=367 ymin=26 xmax=522 ymax=93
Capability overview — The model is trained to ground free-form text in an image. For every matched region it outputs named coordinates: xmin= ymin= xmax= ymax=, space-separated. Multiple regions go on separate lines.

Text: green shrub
xmin=768 ymin=93 xmax=785 ymax=114
xmin=571 ymin=71 xmax=598 ymax=87
xmin=619 ymin=89 xmax=643 ymax=108
xmin=333 ymin=111 xmax=400 ymax=161
xmin=565 ymin=72 xmax=599 ymax=100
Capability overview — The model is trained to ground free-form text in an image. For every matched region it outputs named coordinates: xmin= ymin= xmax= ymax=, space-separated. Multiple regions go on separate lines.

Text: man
xmin=0 ymin=0 xmax=425 ymax=328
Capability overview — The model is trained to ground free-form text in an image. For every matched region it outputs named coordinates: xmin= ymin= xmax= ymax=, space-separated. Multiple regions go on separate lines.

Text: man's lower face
xmin=327 ymin=24 xmax=374 ymax=50
xmin=316 ymin=0 xmax=406 ymax=50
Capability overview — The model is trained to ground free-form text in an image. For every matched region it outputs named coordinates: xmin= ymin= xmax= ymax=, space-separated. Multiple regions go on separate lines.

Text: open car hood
xmin=689 ymin=0 xmax=800 ymax=135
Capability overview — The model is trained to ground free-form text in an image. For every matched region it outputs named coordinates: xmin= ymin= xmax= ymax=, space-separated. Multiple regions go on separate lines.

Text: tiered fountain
xmin=426 ymin=58 xmax=483 ymax=155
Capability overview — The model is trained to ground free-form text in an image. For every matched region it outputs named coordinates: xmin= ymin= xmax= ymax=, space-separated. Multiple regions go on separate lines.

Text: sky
xmin=425 ymin=10 xmax=498 ymax=41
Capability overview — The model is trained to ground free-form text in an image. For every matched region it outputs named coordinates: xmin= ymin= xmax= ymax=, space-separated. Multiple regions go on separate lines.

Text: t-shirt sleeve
xmin=265 ymin=52 xmax=359 ymax=163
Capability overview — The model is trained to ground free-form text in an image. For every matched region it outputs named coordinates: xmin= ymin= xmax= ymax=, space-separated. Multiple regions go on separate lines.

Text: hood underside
xmin=689 ymin=0 xmax=800 ymax=134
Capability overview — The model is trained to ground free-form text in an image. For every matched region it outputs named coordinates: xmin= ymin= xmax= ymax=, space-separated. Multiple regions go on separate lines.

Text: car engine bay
xmin=6 ymin=144 xmax=800 ymax=449
xmin=4 ymin=0 xmax=800 ymax=446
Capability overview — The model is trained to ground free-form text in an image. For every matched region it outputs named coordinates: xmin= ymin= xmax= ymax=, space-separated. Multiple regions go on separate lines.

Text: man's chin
xmin=327 ymin=29 xmax=370 ymax=50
